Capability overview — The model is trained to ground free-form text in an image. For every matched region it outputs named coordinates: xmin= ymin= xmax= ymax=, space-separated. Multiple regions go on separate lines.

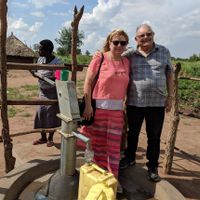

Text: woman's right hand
xmin=82 ymin=104 xmax=94 ymax=120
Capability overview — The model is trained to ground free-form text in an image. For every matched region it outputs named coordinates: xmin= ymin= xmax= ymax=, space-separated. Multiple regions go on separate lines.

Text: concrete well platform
xmin=0 ymin=156 xmax=185 ymax=200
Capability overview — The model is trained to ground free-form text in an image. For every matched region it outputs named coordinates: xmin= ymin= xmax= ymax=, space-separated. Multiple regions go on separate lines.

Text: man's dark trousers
xmin=125 ymin=106 xmax=165 ymax=169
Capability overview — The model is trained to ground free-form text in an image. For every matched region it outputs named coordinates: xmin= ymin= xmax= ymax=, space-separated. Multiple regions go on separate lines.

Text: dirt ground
xmin=0 ymin=70 xmax=200 ymax=199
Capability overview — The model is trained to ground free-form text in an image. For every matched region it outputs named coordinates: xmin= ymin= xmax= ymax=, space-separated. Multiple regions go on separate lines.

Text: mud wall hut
xmin=3 ymin=32 xmax=37 ymax=63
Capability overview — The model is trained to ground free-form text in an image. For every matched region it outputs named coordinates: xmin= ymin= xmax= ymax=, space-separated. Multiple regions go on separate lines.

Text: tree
xmin=85 ymin=50 xmax=90 ymax=56
xmin=189 ymin=53 xmax=200 ymax=61
xmin=55 ymin=27 xmax=84 ymax=56
xmin=33 ymin=43 xmax=40 ymax=52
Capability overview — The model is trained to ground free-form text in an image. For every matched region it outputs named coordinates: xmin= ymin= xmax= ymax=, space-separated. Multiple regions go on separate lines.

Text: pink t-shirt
xmin=88 ymin=53 xmax=130 ymax=100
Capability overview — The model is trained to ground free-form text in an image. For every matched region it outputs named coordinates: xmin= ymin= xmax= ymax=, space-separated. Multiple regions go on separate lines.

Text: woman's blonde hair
xmin=102 ymin=29 xmax=129 ymax=52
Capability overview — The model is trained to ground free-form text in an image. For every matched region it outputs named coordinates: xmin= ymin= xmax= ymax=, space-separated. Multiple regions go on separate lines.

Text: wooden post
xmin=163 ymin=63 xmax=181 ymax=174
xmin=71 ymin=5 xmax=84 ymax=83
xmin=0 ymin=0 xmax=16 ymax=173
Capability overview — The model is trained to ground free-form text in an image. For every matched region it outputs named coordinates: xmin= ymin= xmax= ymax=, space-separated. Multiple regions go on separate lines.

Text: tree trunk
xmin=163 ymin=63 xmax=181 ymax=174
xmin=0 ymin=0 xmax=16 ymax=173
xmin=71 ymin=6 xmax=84 ymax=83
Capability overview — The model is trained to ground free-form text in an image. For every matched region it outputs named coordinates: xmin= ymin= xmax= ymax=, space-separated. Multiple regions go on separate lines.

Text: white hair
xmin=136 ymin=24 xmax=154 ymax=34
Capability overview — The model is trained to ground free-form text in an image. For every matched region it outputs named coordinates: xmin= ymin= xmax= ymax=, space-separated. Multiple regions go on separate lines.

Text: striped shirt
xmin=124 ymin=44 xmax=173 ymax=107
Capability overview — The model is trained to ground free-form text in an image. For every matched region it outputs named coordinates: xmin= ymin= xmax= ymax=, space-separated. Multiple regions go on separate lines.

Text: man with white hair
xmin=120 ymin=24 xmax=174 ymax=182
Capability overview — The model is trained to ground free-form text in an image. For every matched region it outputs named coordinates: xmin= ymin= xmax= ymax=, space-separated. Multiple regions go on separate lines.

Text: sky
xmin=7 ymin=0 xmax=200 ymax=58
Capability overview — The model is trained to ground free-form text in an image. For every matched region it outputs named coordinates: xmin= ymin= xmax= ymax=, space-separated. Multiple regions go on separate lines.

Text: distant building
xmin=4 ymin=32 xmax=38 ymax=63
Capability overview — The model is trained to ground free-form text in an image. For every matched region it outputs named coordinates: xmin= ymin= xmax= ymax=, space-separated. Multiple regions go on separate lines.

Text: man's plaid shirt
xmin=124 ymin=44 xmax=173 ymax=107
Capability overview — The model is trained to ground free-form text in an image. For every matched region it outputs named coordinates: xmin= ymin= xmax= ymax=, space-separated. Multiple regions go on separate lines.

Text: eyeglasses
xmin=136 ymin=32 xmax=153 ymax=39
xmin=112 ymin=41 xmax=128 ymax=46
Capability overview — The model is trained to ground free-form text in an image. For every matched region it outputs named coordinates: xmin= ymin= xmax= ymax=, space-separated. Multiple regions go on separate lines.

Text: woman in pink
xmin=79 ymin=29 xmax=130 ymax=191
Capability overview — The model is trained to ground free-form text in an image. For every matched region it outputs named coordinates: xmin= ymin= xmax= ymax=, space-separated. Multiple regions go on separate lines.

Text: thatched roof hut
xmin=5 ymin=32 xmax=37 ymax=63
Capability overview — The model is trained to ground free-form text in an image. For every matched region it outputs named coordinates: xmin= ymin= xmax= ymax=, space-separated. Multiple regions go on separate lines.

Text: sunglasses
xmin=112 ymin=41 xmax=127 ymax=46
xmin=136 ymin=32 xmax=153 ymax=39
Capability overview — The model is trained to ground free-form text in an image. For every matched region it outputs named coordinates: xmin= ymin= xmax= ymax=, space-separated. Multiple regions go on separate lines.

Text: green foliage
xmin=189 ymin=53 xmax=200 ymax=61
xmin=21 ymin=85 xmax=38 ymax=91
xmin=7 ymin=85 xmax=38 ymax=100
xmin=85 ymin=50 xmax=90 ymax=56
xmin=57 ymin=54 xmax=92 ymax=65
xmin=57 ymin=55 xmax=71 ymax=63
xmin=8 ymin=106 xmax=17 ymax=118
xmin=19 ymin=112 xmax=32 ymax=117
xmin=56 ymin=47 xmax=67 ymax=56
xmin=7 ymin=84 xmax=38 ymax=117
xmin=8 ymin=106 xmax=23 ymax=118
xmin=55 ymin=27 xmax=84 ymax=56
xmin=7 ymin=88 xmax=25 ymax=100
xmin=172 ymin=60 xmax=200 ymax=77
xmin=178 ymin=80 xmax=200 ymax=109
xmin=77 ymin=55 xmax=92 ymax=64
xmin=172 ymin=59 xmax=200 ymax=111
xmin=183 ymin=62 xmax=200 ymax=77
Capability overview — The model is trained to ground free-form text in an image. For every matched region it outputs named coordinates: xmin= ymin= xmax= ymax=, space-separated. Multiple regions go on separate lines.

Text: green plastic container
xmin=61 ymin=70 xmax=69 ymax=81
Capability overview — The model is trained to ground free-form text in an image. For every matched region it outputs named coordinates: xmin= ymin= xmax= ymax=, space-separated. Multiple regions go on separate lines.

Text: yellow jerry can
xmin=78 ymin=163 xmax=117 ymax=200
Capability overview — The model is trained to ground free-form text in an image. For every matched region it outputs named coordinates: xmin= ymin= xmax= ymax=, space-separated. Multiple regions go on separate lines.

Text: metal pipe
xmin=34 ymin=72 xmax=56 ymax=86
xmin=60 ymin=121 xmax=77 ymax=176
xmin=72 ymin=130 xmax=90 ymax=143
xmin=60 ymin=135 xmax=76 ymax=176
xmin=72 ymin=130 xmax=93 ymax=163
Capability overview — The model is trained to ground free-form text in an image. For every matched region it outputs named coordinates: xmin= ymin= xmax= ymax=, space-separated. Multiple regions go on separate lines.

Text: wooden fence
xmin=0 ymin=0 xmax=84 ymax=172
